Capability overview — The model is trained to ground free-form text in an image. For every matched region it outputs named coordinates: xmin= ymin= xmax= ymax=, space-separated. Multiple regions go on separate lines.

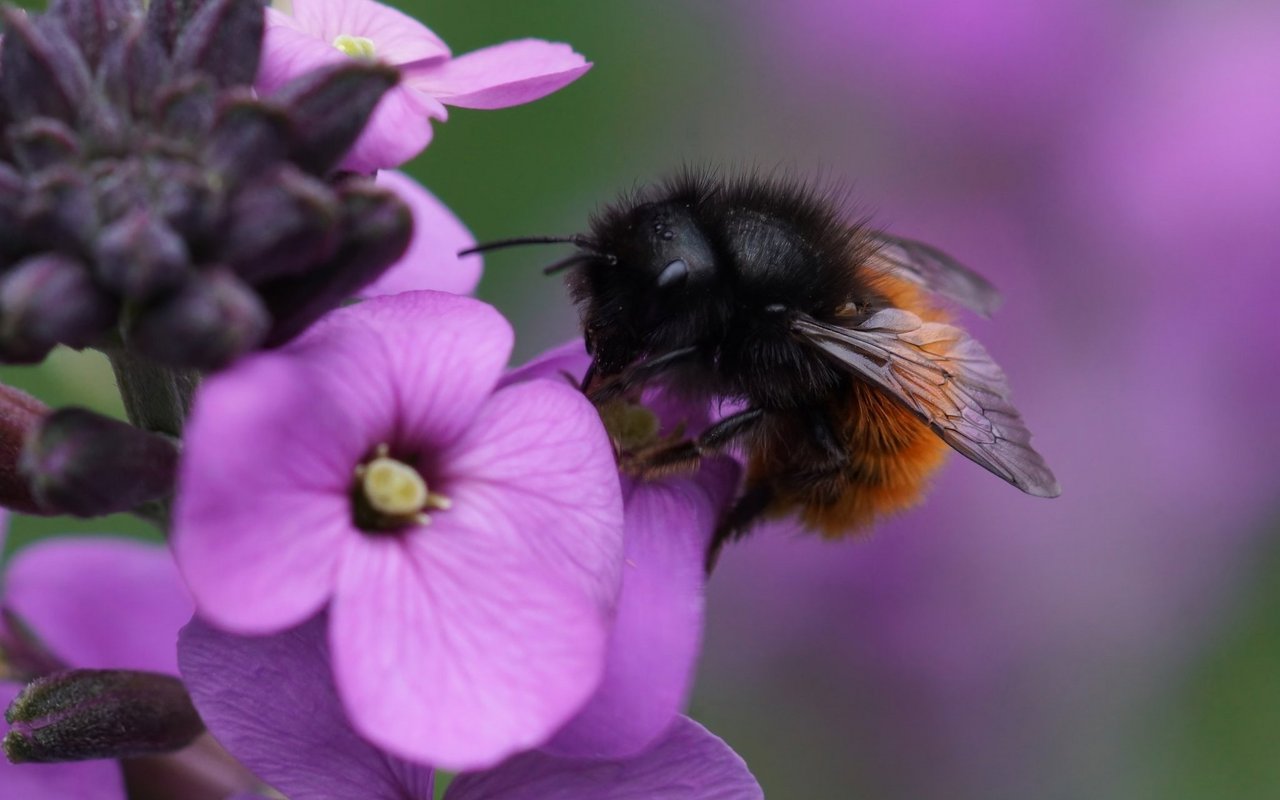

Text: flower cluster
xmin=0 ymin=0 xmax=413 ymax=369
xmin=0 ymin=0 xmax=764 ymax=796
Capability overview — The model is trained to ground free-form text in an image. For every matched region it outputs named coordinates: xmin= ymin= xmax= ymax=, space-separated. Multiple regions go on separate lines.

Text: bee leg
xmin=632 ymin=407 xmax=765 ymax=474
xmin=706 ymin=484 xmax=775 ymax=573
xmin=585 ymin=346 xmax=701 ymax=401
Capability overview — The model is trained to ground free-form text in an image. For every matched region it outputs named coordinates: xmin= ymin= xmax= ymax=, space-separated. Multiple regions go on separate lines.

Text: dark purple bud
xmin=7 ymin=117 xmax=80 ymax=172
xmin=223 ymin=166 xmax=340 ymax=281
xmin=0 ymin=254 xmax=115 ymax=363
xmin=21 ymin=166 xmax=99 ymax=252
xmin=95 ymin=211 xmax=190 ymax=300
xmin=4 ymin=669 xmax=203 ymax=763
xmin=263 ymin=180 xmax=412 ymax=346
xmin=0 ymin=383 xmax=50 ymax=515
xmin=20 ymin=406 xmax=179 ymax=516
xmin=0 ymin=163 xmax=25 ymax=256
xmin=151 ymin=159 xmax=219 ymax=241
xmin=172 ymin=0 xmax=263 ymax=89
xmin=128 ymin=268 xmax=269 ymax=369
xmin=99 ymin=20 xmax=171 ymax=119
xmin=0 ymin=10 xmax=93 ymax=123
xmin=155 ymin=73 xmax=216 ymax=140
xmin=273 ymin=62 xmax=399 ymax=175
xmin=48 ymin=0 xmax=142 ymax=69
xmin=205 ymin=93 xmax=291 ymax=188
xmin=145 ymin=0 xmax=208 ymax=53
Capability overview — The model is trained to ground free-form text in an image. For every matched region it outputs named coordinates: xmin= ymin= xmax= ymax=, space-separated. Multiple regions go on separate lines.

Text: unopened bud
xmin=271 ymin=61 xmax=399 ymax=174
xmin=0 ymin=383 xmax=50 ymax=514
xmin=0 ymin=253 xmax=115 ymax=363
xmin=4 ymin=669 xmax=203 ymax=763
xmin=21 ymin=407 xmax=179 ymax=517
xmin=95 ymin=211 xmax=191 ymax=301
xmin=262 ymin=180 xmax=412 ymax=347
xmin=128 ymin=269 xmax=270 ymax=369
xmin=224 ymin=166 xmax=340 ymax=281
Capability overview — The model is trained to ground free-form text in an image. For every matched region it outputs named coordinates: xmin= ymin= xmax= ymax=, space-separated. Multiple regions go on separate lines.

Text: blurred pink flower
xmin=0 ymin=526 xmax=192 ymax=800
xmin=171 ymin=291 xmax=624 ymax=770
xmin=180 ymin=614 xmax=764 ymax=799
xmin=360 ymin=170 xmax=483 ymax=298
xmin=757 ymin=0 xmax=1128 ymax=151
xmin=259 ymin=0 xmax=592 ymax=172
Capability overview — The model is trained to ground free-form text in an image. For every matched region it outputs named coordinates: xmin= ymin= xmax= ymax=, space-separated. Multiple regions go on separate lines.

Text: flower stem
xmin=106 ymin=349 xmax=199 ymax=439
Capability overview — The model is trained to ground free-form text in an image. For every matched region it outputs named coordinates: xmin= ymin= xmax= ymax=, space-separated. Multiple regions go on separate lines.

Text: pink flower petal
xmin=289 ymin=0 xmax=449 ymax=66
xmin=443 ymin=380 xmax=623 ymax=606
xmin=360 ymin=171 xmax=482 ymax=298
xmin=178 ymin=617 xmax=435 ymax=800
xmin=257 ymin=13 xmax=349 ymax=94
xmin=445 ymin=716 xmax=764 ymax=800
xmin=3 ymin=538 xmax=191 ymax=674
xmin=339 ymin=85 xmax=446 ymax=174
xmin=348 ymin=292 xmax=514 ymax=449
xmin=331 ymin=531 xmax=610 ymax=771
xmin=0 ymin=683 xmax=125 ymax=800
xmin=406 ymin=39 xmax=591 ymax=110
xmin=547 ymin=459 xmax=740 ymax=759
xmin=173 ymin=317 xmax=399 ymax=634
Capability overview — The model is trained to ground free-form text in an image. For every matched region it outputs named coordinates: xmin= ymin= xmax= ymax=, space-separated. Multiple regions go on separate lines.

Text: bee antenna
xmin=458 ymin=234 xmax=596 ymax=257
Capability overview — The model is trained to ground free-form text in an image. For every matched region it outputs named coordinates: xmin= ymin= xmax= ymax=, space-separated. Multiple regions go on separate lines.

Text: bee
xmin=466 ymin=171 xmax=1060 ymax=564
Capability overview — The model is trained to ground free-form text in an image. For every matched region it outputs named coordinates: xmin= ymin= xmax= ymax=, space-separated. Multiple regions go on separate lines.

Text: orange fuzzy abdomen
xmin=803 ymin=385 xmax=949 ymax=537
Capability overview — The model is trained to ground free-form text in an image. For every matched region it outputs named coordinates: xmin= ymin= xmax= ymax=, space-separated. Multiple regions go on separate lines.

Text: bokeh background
xmin=4 ymin=1 xmax=1280 ymax=798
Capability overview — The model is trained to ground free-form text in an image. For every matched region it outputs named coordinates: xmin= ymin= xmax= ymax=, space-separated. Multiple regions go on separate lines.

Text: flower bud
xmin=261 ymin=179 xmax=412 ymax=346
xmin=223 ymin=166 xmax=341 ymax=281
xmin=271 ymin=61 xmax=400 ymax=174
xmin=4 ymin=669 xmax=203 ymax=763
xmin=0 ymin=9 xmax=92 ymax=123
xmin=0 ymin=254 xmax=115 ymax=363
xmin=172 ymin=0 xmax=264 ymax=89
xmin=95 ymin=211 xmax=191 ymax=301
xmin=20 ymin=407 xmax=179 ymax=517
xmin=128 ymin=269 xmax=270 ymax=369
xmin=0 ymin=383 xmax=50 ymax=515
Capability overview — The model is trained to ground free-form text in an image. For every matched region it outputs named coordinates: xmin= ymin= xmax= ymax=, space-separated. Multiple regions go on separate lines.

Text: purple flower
xmin=179 ymin=615 xmax=764 ymax=799
xmin=171 ymin=291 xmax=625 ymax=769
xmin=503 ymin=341 xmax=743 ymax=759
xmin=0 ymin=524 xmax=193 ymax=799
xmin=260 ymin=0 xmax=592 ymax=172
xmin=360 ymin=170 xmax=483 ymax=299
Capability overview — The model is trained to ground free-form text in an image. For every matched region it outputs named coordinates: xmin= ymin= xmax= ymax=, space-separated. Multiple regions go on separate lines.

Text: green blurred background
xmin=5 ymin=1 xmax=1280 ymax=798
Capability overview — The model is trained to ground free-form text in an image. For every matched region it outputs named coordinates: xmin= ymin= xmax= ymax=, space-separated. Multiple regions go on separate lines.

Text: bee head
xmin=570 ymin=199 xmax=725 ymax=376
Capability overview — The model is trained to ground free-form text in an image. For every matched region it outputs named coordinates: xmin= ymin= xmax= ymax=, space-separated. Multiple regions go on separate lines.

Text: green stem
xmin=105 ymin=349 xmax=199 ymax=438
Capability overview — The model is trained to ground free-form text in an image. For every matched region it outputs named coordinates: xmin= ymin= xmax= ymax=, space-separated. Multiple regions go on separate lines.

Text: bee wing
xmin=792 ymin=309 xmax=1060 ymax=497
xmin=866 ymin=234 xmax=1003 ymax=316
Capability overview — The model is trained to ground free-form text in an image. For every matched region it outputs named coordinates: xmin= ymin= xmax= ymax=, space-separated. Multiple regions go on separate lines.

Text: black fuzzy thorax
xmin=568 ymin=171 xmax=883 ymax=410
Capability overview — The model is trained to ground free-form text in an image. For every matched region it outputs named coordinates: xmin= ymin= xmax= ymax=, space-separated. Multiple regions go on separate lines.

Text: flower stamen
xmin=333 ymin=34 xmax=378 ymax=60
xmin=353 ymin=444 xmax=448 ymax=530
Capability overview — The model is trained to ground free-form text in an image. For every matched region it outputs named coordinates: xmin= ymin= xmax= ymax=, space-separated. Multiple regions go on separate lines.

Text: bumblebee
xmin=468 ymin=171 xmax=1059 ymax=562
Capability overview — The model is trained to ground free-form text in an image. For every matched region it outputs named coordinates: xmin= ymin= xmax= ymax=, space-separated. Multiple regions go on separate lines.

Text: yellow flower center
xmin=354 ymin=444 xmax=450 ymax=528
xmin=333 ymin=34 xmax=377 ymax=60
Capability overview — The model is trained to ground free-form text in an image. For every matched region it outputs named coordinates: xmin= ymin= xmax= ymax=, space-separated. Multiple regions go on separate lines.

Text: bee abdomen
xmin=750 ymin=384 xmax=949 ymax=538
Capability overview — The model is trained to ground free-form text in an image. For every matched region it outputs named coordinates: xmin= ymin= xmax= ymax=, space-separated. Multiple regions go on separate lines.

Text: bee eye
xmin=657 ymin=259 xmax=689 ymax=288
